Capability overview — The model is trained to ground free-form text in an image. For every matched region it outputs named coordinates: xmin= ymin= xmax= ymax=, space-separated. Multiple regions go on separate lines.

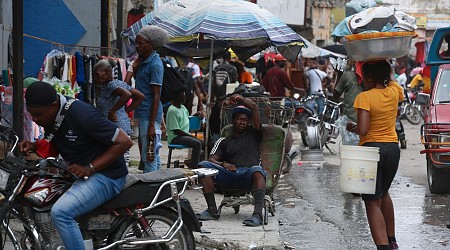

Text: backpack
xmin=213 ymin=70 xmax=231 ymax=98
xmin=161 ymin=62 xmax=187 ymax=104
xmin=176 ymin=67 xmax=195 ymax=95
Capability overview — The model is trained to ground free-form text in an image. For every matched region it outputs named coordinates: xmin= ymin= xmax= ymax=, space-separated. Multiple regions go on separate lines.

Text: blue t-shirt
xmin=96 ymin=79 xmax=132 ymax=134
xmin=134 ymin=51 xmax=163 ymax=122
xmin=48 ymin=96 xmax=128 ymax=179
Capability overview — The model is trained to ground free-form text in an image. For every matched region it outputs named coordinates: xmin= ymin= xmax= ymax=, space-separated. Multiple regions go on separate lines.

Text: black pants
xmin=361 ymin=142 xmax=400 ymax=201
xmin=171 ymin=136 xmax=203 ymax=167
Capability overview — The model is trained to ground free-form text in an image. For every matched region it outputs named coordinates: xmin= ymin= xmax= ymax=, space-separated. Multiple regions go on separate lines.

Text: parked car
xmin=420 ymin=27 xmax=450 ymax=193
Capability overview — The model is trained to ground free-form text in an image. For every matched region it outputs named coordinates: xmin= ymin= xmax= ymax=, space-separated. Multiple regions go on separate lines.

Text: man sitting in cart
xmin=196 ymin=94 xmax=267 ymax=227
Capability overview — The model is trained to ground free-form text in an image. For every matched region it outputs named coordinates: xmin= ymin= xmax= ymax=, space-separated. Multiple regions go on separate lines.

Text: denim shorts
xmin=361 ymin=142 xmax=400 ymax=201
xmin=198 ymin=161 xmax=267 ymax=191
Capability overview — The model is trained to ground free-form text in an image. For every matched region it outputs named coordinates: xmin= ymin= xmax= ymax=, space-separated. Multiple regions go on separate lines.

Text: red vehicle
xmin=421 ymin=64 xmax=450 ymax=193
xmin=420 ymin=27 xmax=450 ymax=194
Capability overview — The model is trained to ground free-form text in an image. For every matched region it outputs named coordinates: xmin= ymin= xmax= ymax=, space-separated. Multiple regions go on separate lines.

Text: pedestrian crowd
xmin=17 ymin=23 xmax=412 ymax=250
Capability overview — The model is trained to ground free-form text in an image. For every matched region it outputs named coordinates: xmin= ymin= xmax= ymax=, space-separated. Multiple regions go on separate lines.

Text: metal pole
xmin=12 ymin=0 xmax=24 ymax=140
xmin=116 ymin=0 xmax=124 ymax=56
xmin=101 ymin=0 xmax=109 ymax=55
xmin=204 ymin=39 xmax=214 ymax=159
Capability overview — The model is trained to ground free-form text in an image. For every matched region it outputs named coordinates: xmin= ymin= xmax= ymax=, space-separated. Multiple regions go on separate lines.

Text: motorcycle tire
xmin=404 ymin=105 xmax=421 ymax=125
xmin=281 ymin=153 xmax=293 ymax=174
xmin=300 ymin=131 xmax=308 ymax=147
xmin=110 ymin=207 xmax=195 ymax=250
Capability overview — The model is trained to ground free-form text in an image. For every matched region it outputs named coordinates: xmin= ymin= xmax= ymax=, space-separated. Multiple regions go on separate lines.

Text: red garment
xmin=355 ymin=61 xmax=364 ymax=84
xmin=415 ymin=42 xmax=425 ymax=64
xmin=71 ymin=55 xmax=77 ymax=87
xmin=35 ymin=139 xmax=59 ymax=158
xmin=261 ymin=66 xmax=294 ymax=97
xmin=127 ymin=8 xmax=145 ymax=28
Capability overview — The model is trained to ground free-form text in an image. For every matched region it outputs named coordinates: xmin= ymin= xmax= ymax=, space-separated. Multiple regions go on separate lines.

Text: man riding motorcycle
xmin=19 ymin=81 xmax=132 ymax=250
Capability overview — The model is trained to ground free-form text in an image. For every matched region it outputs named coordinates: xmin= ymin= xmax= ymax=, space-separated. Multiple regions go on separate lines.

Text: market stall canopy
xmin=122 ymin=0 xmax=306 ymax=63
xmin=300 ymin=38 xmax=346 ymax=58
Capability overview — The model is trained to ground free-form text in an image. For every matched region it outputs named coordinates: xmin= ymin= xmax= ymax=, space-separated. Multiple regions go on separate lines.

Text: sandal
xmin=242 ymin=215 xmax=262 ymax=227
xmin=196 ymin=210 xmax=219 ymax=221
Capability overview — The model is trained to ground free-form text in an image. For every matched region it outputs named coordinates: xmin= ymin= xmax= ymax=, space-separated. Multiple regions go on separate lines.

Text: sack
xmin=161 ymin=63 xmax=187 ymax=104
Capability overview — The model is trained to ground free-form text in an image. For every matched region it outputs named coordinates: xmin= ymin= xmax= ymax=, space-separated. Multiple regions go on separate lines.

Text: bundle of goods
xmin=332 ymin=4 xmax=417 ymax=61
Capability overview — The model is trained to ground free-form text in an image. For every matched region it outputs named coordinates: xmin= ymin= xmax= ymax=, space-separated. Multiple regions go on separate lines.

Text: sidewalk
xmin=128 ymin=138 xmax=284 ymax=250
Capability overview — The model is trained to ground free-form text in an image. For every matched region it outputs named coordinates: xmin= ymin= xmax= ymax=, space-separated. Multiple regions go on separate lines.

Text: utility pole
xmin=101 ymin=0 xmax=109 ymax=55
xmin=12 ymin=0 xmax=23 ymax=140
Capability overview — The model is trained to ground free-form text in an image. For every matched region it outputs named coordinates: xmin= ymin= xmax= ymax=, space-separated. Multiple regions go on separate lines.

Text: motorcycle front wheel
xmin=110 ymin=207 xmax=195 ymax=250
xmin=404 ymin=105 xmax=421 ymax=125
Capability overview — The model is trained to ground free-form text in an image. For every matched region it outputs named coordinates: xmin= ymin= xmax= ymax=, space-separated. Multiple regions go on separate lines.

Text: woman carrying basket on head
xmin=345 ymin=60 xmax=404 ymax=250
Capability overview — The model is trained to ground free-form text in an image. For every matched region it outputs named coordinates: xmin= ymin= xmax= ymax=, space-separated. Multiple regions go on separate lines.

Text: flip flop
xmin=242 ymin=215 xmax=262 ymax=227
xmin=196 ymin=210 xmax=218 ymax=221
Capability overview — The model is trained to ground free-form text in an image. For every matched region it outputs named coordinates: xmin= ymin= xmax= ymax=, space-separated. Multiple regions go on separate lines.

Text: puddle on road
xmin=276 ymin=163 xmax=450 ymax=249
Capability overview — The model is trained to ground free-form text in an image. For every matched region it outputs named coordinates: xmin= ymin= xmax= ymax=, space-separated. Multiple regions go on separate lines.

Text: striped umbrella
xmin=122 ymin=0 xmax=305 ymax=62
xmin=122 ymin=0 xmax=306 ymax=156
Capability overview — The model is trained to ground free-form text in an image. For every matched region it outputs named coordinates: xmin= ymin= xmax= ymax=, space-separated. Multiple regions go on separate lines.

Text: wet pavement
xmin=275 ymin=121 xmax=450 ymax=249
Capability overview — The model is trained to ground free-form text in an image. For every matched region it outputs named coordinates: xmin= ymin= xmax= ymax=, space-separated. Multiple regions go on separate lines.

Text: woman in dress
xmin=94 ymin=59 xmax=144 ymax=167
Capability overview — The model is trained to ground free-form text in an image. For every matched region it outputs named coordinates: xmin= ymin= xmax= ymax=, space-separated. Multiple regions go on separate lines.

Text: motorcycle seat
xmin=101 ymin=169 xmax=188 ymax=210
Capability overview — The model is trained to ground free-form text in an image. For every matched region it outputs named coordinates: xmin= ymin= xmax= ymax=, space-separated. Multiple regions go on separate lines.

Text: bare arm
xmin=231 ymin=94 xmax=261 ymax=131
xmin=148 ymin=84 xmax=162 ymax=140
xmin=109 ymin=87 xmax=132 ymax=121
xmin=125 ymin=88 xmax=145 ymax=113
xmin=346 ymin=108 xmax=370 ymax=136
xmin=193 ymin=78 xmax=204 ymax=111
xmin=68 ymin=129 xmax=133 ymax=178
xmin=208 ymin=154 xmax=237 ymax=172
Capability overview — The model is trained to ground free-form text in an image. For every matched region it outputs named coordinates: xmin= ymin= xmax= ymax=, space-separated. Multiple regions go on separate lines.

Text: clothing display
xmin=40 ymin=49 xmax=130 ymax=104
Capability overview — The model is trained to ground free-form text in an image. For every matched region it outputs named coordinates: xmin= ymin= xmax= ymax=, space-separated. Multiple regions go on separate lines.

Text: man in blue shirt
xmin=19 ymin=81 xmax=132 ymax=250
xmin=133 ymin=25 xmax=168 ymax=173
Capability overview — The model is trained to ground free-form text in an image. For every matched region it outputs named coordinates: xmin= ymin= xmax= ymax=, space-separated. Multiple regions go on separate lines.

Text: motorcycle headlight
xmin=293 ymin=93 xmax=300 ymax=99
xmin=0 ymin=168 xmax=11 ymax=191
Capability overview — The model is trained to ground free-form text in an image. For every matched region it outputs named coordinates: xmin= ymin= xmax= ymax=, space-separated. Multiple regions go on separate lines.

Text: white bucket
xmin=339 ymin=144 xmax=380 ymax=194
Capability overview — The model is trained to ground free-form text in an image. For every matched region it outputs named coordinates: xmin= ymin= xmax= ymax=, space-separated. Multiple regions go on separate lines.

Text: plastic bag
xmin=345 ymin=0 xmax=377 ymax=17
xmin=335 ymin=115 xmax=359 ymax=145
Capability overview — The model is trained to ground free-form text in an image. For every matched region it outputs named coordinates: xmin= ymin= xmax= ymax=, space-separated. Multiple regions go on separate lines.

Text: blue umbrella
xmin=122 ymin=0 xmax=305 ymax=156
xmin=122 ymin=0 xmax=305 ymax=62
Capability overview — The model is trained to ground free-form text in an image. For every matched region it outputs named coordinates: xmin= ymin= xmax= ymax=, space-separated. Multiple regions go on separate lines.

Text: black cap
xmin=25 ymin=81 xmax=57 ymax=107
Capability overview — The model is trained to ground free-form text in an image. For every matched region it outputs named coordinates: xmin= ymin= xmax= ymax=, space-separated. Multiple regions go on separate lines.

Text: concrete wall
xmin=1 ymin=0 xmax=101 ymax=77
xmin=22 ymin=0 xmax=101 ymax=77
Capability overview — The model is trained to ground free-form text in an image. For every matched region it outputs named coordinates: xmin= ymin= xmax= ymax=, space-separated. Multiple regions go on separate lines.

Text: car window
xmin=436 ymin=69 xmax=450 ymax=103
xmin=439 ymin=34 xmax=450 ymax=59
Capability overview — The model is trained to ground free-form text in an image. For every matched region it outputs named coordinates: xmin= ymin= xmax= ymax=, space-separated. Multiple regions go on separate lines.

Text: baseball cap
xmin=232 ymin=105 xmax=252 ymax=117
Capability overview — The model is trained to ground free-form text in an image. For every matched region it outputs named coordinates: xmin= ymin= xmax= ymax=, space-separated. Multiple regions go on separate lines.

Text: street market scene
xmin=1 ymin=0 xmax=450 ymax=249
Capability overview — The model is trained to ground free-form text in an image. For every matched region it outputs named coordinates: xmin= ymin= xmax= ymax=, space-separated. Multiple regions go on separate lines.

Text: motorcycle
xmin=396 ymin=105 xmax=407 ymax=149
xmin=303 ymin=92 xmax=342 ymax=154
xmin=284 ymin=93 xmax=316 ymax=147
xmin=399 ymin=87 xmax=422 ymax=125
xmin=0 ymin=124 xmax=218 ymax=249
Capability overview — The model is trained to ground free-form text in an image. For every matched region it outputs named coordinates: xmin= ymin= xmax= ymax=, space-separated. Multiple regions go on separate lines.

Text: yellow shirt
xmin=409 ymin=74 xmax=431 ymax=94
xmin=354 ymin=81 xmax=404 ymax=145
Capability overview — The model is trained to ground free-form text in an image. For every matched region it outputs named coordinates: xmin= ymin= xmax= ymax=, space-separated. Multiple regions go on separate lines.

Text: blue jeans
xmin=198 ymin=161 xmax=267 ymax=191
xmin=139 ymin=120 xmax=162 ymax=173
xmin=51 ymin=173 xmax=126 ymax=250
xmin=315 ymin=96 xmax=324 ymax=116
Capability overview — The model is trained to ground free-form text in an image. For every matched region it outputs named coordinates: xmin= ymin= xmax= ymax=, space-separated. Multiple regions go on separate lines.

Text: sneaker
xmin=389 ymin=241 xmax=399 ymax=250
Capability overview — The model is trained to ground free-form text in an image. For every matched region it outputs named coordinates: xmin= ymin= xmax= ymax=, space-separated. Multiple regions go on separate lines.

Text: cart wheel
xmin=263 ymin=205 xmax=269 ymax=225
xmin=233 ymin=206 xmax=240 ymax=214
xmin=281 ymin=154 xmax=293 ymax=174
